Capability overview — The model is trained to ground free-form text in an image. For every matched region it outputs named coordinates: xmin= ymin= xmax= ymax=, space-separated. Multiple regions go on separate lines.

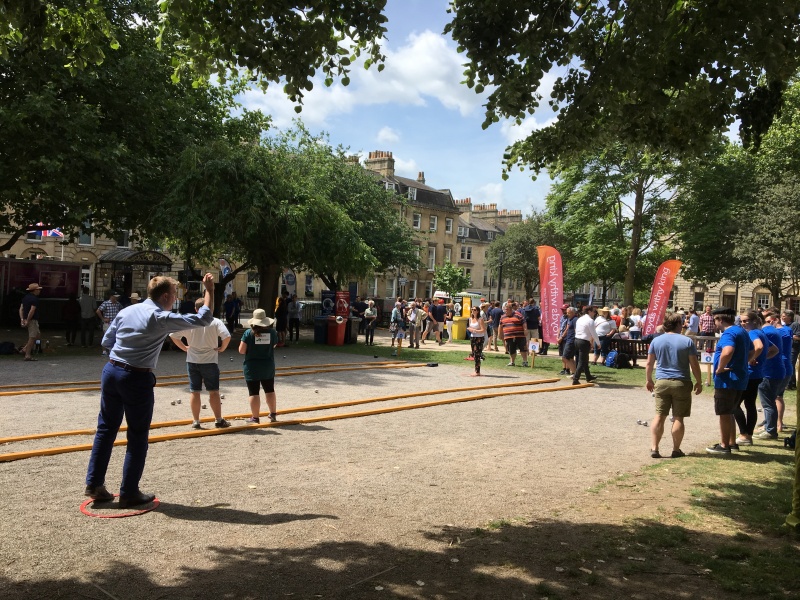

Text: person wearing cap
xmin=19 ymin=282 xmax=42 ymax=361
xmin=96 ymin=292 xmax=122 ymax=356
xmin=85 ymin=273 xmax=216 ymax=508
xmin=170 ymin=297 xmax=232 ymax=430
xmin=129 ymin=292 xmax=141 ymax=304
xmin=706 ymin=307 xmax=754 ymax=455
xmin=239 ymin=308 xmax=279 ymax=424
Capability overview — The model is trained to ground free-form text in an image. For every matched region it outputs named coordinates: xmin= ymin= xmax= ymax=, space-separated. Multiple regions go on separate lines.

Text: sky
xmin=240 ymin=0 xmax=555 ymax=216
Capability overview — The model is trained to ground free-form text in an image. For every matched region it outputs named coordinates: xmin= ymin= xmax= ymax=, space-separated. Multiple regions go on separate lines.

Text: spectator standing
xmin=707 ymin=307 xmax=754 ymax=454
xmin=352 ymin=296 xmax=368 ymax=335
xmin=169 ymin=297 xmax=232 ymax=429
xmin=593 ymin=307 xmax=617 ymax=365
xmin=734 ymin=311 xmax=776 ymax=446
xmin=755 ymin=313 xmax=786 ymax=441
xmin=698 ymin=304 xmax=715 ymax=349
xmin=62 ymin=292 xmax=81 ymax=346
xmin=390 ymin=302 xmax=407 ymax=357
xmin=287 ymin=293 xmax=302 ymax=342
xmin=445 ymin=303 xmax=455 ymax=342
xmin=773 ymin=311 xmax=794 ymax=432
xmin=787 ymin=310 xmax=800 ymax=391
xmin=573 ymin=306 xmax=600 ymax=385
xmin=488 ymin=301 xmax=503 ymax=351
xmin=223 ymin=292 xmax=243 ymax=332
xmin=522 ymin=298 xmax=541 ymax=346
xmin=238 ymin=308 xmax=278 ymax=424
xmin=430 ymin=300 xmax=448 ymax=346
xmin=467 ymin=306 xmax=486 ymax=376
xmin=559 ymin=306 xmax=578 ymax=376
xmin=96 ymin=292 xmax=122 ymax=356
xmin=19 ymin=283 xmax=42 ymax=361
xmin=275 ymin=290 xmax=289 ymax=348
xmin=645 ymin=313 xmax=703 ymax=459
xmin=364 ymin=300 xmax=377 ymax=345
xmin=498 ymin=302 xmax=529 ymax=367
xmin=685 ymin=308 xmax=700 ymax=338
xmin=79 ymin=286 xmax=98 ymax=348
xmin=84 ymin=274 xmax=215 ymax=507
xmin=406 ymin=301 xmax=421 ymax=349
xmin=628 ymin=306 xmax=643 ymax=340
xmin=129 ymin=292 xmax=141 ymax=304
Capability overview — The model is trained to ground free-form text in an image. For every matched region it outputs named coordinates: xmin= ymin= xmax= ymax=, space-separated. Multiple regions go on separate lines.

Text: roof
xmin=98 ymin=249 xmax=173 ymax=268
xmin=377 ymin=174 xmax=459 ymax=213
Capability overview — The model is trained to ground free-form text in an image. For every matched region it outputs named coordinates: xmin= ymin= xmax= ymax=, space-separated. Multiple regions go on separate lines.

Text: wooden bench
xmin=608 ymin=338 xmax=650 ymax=366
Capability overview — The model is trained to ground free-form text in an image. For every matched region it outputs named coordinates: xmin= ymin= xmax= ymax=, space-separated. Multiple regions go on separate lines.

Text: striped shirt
xmin=97 ymin=299 xmax=122 ymax=322
xmin=499 ymin=313 xmax=526 ymax=339
xmin=699 ymin=312 xmax=714 ymax=334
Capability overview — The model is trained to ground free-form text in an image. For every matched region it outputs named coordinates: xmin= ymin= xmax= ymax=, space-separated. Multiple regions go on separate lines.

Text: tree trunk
xmin=258 ymin=263 xmax=282 ymax=317
xmin=624 ymin=179 xmax=646 ymax=306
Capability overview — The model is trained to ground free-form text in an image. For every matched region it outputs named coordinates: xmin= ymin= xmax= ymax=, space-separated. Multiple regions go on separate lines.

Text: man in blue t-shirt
xmin=488 ymin=301 xmax=503 ymax=352
xmin=757 ymin=311 xmax=789 ymax=439
xmin=734 ymin=310 xmax=777 ymax=446
xmin=646 ymin=313 xmax=703 ymax=459
xmin=707 ymin=307 xmax=754 ymax=454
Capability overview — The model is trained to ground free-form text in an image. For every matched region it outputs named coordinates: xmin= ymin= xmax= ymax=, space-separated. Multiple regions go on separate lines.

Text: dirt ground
xmin=0 ymin=334 xmax=748 ymax=599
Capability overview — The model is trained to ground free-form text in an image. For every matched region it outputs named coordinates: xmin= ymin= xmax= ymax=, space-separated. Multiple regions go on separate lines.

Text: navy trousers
xmin=86 ymin=362 xmax=156 ymax=497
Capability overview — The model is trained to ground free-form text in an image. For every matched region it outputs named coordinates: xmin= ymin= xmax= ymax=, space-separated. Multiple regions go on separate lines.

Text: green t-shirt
xmin=241 ymin=328 xmax=276 ymax=380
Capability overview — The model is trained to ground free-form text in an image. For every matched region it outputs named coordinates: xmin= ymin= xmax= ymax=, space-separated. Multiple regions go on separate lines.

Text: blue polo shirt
xmin=713 ymin=325 xmax=752 ymax=390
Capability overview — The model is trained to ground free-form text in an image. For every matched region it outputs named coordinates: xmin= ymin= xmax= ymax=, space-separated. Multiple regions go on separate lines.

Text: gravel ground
xmin=0 ymin=335 xmax=723 ymax=599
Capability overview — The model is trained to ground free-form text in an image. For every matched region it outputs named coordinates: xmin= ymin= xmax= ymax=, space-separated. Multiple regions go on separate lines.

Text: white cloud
xmin=377 ymin=126 xmax=400 ymax=144
xmin=393 ymin=156 xmax=419 ymax=177
xmin=240 ymin=29 xmax=488 ymax=128
xmin=477 ymin=183 xmax=504 ymax=205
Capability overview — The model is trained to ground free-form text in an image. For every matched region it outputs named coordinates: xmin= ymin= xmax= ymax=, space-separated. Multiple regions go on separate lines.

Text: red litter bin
xmin=327 ymin=315 xmax=346 ymax=346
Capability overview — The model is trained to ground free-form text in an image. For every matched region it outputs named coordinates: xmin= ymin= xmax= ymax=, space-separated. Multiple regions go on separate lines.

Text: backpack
xmin=0 ymin=341 xmax=16 ymax=355
xmin=607 ymin=350 xmax=632 ymax=369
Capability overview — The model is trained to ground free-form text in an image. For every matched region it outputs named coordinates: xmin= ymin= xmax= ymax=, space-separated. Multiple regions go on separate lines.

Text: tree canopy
xmin=545 ymin=145 xmax=676 ymax=306
xmin=1 ymin=0 xmax=389 ymax=103
xmin=446 ymin=0 xmax=800 ymax=173
xmin=0 ymin=0 xmax=248 ymax=252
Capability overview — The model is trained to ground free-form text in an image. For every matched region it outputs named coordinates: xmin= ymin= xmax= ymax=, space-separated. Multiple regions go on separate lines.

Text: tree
xmin=545 ymin=145 xmax=676 ymax=306
xmin=672 ymin=140 xmax=757 ymax=284
xmin=159 ymin=126 xmax=418 ymax=315
xmin=1 ymin=0 xmax=389 ymax=104
xmin=445 ymin=1 xmax=800 ymax=173
xmin=485 ymin=212 xmax=562 ymax=299
xmin=731 ymin=177 xmax=800 ymax=306
xmin=433 ymin=261 xmax=472 ymax=301
xmin=279 ymin=128 xmax=420 ymax=291
xmin=0 ymin=1 xmax=243 ymax=252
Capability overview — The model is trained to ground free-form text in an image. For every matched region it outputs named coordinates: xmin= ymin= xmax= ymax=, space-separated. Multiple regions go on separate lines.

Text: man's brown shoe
xmin=84 ymin=485 xmax=114 ymax=502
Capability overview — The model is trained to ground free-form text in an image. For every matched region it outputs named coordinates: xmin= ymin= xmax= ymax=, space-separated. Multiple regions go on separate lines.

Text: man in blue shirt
xmin=734 ymin=310 xmax=777 ymax=446
xmin=646 ymin=313 xmax=703 ymax=458
xmin=707 ymin=307 xmax=754 ymax=454
xmin=84 ymin=273 xmax=216 ymax=508
xmin=757 ymin=311 xmax=789 ymax=439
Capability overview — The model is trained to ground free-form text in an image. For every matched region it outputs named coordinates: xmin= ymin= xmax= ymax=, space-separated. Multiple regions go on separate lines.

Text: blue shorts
xmin=187 ymin=362 xmax=220 ymax=392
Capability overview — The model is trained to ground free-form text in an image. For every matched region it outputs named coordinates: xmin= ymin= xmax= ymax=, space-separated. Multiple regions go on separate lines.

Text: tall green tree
xmin=545 ymin=145 xmax=676 ymax=306
xmin=485 ymin=212 xmax=563 ymax=299
xmin=446 ymin=0 xmax=800 ymax=173
xmin=433 ymin=261 xmax=472 ymax=300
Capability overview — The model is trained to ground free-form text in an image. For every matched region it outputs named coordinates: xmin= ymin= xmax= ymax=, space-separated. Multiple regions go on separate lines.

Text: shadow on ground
xmin=5 ymin=506 xmax=798 ymax=599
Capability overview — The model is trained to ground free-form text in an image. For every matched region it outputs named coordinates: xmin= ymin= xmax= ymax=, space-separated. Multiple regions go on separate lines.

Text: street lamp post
xmin=496 ymin=251 xmax=505 ymax=304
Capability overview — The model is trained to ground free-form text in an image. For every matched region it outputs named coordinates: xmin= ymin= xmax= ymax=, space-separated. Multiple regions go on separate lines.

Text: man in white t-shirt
xmin=170 ymin=298 xmax=232 ymax=429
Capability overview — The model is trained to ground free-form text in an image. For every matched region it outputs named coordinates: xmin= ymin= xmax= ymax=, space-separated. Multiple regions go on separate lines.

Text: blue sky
xmin=240 ymin=0 xmax=556 ymax=215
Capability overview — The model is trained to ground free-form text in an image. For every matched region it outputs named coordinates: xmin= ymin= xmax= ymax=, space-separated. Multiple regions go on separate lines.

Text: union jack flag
xmin=27 ymin=223 xmax=64 ymax=237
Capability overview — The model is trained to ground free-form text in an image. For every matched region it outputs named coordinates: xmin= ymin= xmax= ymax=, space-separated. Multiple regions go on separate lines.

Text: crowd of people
xmin=646 ymin=306 xmax=798 ymax=458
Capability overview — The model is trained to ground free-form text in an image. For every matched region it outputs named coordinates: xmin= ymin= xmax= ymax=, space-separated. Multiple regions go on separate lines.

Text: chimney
xmin=364 ymin=150 xmax=395 ymax=178
xmin=417 ymin=171 xmax=426 ymax=185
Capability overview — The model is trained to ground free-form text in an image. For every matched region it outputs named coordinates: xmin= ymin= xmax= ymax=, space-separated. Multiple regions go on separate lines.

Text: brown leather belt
xmin=108 ymin=359 xmax=152 ymax=373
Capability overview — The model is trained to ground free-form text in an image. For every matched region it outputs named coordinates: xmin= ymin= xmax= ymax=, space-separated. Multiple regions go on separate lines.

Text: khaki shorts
xmin=654 ymin=379 xmax=693 ymax=417
xmin=26 ymin=319 xmax=40 ymax=339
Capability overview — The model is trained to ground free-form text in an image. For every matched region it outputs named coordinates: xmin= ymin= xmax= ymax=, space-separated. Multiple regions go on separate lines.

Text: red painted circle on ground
xmin=79 ymin=494 xmax=160 ymax=518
